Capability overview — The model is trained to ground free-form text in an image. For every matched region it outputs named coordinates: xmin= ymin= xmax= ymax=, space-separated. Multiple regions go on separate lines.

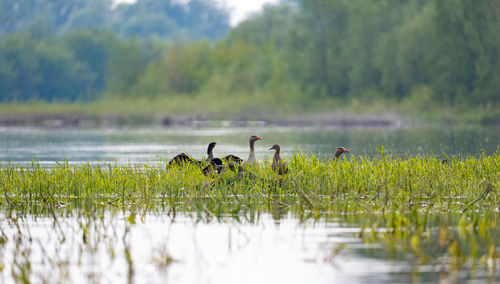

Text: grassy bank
xmin=0 ymin=152 xmax=498 ymax=268
xmin=0 ymin=96 xmax=393 ymax=120
xmin=0 ymin=96 xmax=498 ymax=127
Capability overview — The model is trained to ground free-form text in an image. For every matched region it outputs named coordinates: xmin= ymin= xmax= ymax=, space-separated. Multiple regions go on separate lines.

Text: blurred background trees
xmin=0 ymin=0 xmax=498 ymax=111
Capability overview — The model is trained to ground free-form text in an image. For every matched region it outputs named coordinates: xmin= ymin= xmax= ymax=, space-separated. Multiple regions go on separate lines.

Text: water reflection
xmin=1 ymin=212 xmax=493 ymax=283
xmin=0 ymin=125 xmax=498 ymax=166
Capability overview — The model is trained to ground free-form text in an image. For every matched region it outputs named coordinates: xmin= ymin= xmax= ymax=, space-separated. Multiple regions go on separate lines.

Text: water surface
xmin=1 ymin=212 xmax=493 ymax=284
xmin=0 ymin=124 xmax=497 ymax=166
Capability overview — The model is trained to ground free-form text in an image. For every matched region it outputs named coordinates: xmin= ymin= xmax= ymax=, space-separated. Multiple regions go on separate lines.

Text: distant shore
xmin=0 ymin=99 xmax=498 ymax=128
xmin=0 ymin=113 xmax=409 ymax=128
xmin=0 ymin=112 xmax=498 ymax=129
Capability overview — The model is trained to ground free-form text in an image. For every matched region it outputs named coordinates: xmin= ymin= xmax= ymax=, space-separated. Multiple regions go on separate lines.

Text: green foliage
xmin=0 ymin=29 xmax=156 ymax=102
xmin=106 ymin=38 xmax=152 ymax=96
xmin=374 ymin=2 xmax=435 ymax=99
xmin=431 ymin=0 xmax=500 ymax=105
xmin=133 ymin=41 xmax=215 ymax=96
xmin=0 ymin=0 xmax=230 ymax=40
xmin=0 ymin=0 xmax=498 ymax=117
xmin=0 ymin=33 xmax=94 ymax=101
xmin=125 ymin=0 xmax=498 ymax=114
xmin=64 ymin=29 xmax=117 ymax=93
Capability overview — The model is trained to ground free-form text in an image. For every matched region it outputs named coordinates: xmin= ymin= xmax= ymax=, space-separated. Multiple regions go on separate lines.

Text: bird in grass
xmin=334 ymin=147 xmax=350 ymax=159
xmin=242 ymin=135 xmax=262 ymax=166
xmin=269 ymin=144 xmax=288 ymax=175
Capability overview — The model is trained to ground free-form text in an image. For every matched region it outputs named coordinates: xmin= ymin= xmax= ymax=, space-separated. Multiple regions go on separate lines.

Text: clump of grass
xmin=0 ymin=151 xmax=498 ymax=269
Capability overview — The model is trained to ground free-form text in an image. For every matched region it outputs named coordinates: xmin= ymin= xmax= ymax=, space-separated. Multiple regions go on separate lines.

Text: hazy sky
xmin=115 ymin=0 xmax=278 ymax=26
xmin=224 ymin=0 xmax=278 ymax=26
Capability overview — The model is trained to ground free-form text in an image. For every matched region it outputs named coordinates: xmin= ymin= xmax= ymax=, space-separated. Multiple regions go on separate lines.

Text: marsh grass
xmin=0 ymin=96 xmax=497 ymax=123
xmin=0 ymin=152 xmax=498 ymax=272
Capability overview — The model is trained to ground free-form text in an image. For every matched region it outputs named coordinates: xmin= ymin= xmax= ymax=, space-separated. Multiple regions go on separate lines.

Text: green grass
xmin=0 ymin=152 xmax=498 ymax=268
xmin=0 ymin=95 xmax=497 ymax=124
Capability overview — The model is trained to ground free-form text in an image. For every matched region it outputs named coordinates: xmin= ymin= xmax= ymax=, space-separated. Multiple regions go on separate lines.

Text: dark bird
xmin=222 ymin=154 xmax=243 ymax=165
xmin=168 ymin=142 xmax=215 ymax=167
xmin=228 ymin=162 xmax=242 ymax=173
xmin=207 ymin=141 xmax=243 ymax=164
xmin=441 ymin=158 xmax=452 ymax=168
xmin=206 ymin=142 xmax=217 ymax=161
xmin=202 ymin=158 xmax=224 ymax=176
xmin=269 ymin=144 xmax=288 ymax=175
xmin=168 ymin=153 xmax=201 ymax=167
xmin=334 ymin=147 xmax=350 ymax=159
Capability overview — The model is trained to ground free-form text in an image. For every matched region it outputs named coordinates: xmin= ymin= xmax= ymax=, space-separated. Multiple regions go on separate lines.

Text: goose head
xmin=335 ymin=147 xmax=350 ymax=159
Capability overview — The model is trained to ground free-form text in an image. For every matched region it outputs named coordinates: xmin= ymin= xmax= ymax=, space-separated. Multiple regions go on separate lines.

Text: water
xmin=0 ymin=124 xmax=497 ymax=166
xmin=2 ymin=213 xmax=492 ymax=284
xmin=0 ymin=124 xmax=498 ymax=283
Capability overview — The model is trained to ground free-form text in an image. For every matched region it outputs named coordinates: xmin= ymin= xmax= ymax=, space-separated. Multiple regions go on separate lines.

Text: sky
xmin=114 ymin=0 xmax=279 ymax=26
xmin=223 ymin=0 xmax=279 ymax=26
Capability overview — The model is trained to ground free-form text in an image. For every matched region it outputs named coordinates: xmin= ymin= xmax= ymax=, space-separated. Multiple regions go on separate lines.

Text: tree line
xmin=0 ymin=0 xmax=229 ymax=39
xmin=0 ymin=29 xmax=158 ymax=101
xmin=0 ymin=0 xmax=498 ymax=109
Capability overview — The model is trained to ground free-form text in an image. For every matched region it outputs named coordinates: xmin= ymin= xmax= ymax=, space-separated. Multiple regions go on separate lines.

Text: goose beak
xmin=256 ymin=136 xmax=262 ymax=140
xmin=344 ymin=149 xmax=350 ymax=153
xmin=268 ymin=147 xmax=273 ymax=150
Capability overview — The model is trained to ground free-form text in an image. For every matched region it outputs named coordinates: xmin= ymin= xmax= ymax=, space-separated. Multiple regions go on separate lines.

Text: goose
xmin=168 ymin=142 xmax=215 ymax=167
xmin=207 ymin=141 xmax=243 ymax=164
xmin=334 ymin=147 xmax=350 ymax=159
xmin=168 ymin=153 xmax=201 ymax=167
xmin=206 ymin=142 xmax=216 ymax=161
xmin=202 ymin=158 xmax=224 ymax=176
xmin=269 ymin=144 xmax=288 ymax=175
xmin=222 ymin=154 xmax=243 ymax=165
xmin=243 ymin=135 xmax=262 ymax=166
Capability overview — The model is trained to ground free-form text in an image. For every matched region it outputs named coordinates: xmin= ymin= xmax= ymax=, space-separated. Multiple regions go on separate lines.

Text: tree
xmin=0 ymin=33 xmax=95 ymax=101
xmin=64 ymin=28 xmax=117 ymax=93
xmin=432 ymin=0 xmax=500 ymax=105
xmin=107 ymin=38 xmax=151 ymax=96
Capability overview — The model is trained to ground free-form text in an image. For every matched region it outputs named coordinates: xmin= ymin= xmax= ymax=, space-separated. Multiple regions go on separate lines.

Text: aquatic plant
xmin=0 ymin=151 xmax=498 ymax=272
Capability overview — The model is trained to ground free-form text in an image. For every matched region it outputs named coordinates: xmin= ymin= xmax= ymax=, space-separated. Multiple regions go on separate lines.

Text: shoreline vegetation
xmin=1 ymin=1 xmax=499 ymax=128
xmin=0 ymin=98 xmax=498 ymax=128
xmin=0 ymin=153 xmax=498 ymax=269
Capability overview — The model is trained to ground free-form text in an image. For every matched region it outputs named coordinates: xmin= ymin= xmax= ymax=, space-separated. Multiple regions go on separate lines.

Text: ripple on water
xmin=1 ymin=212 xmax=496 ymax=283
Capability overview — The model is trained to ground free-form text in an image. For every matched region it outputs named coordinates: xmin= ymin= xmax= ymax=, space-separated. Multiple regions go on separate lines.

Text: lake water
xmin=0 ymin=124 xmax=497 ymax=166
xmin=0 ymin=124 xmax=498 ymax=283
xmin=1 ymin=213 xmax=438 ymax=284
